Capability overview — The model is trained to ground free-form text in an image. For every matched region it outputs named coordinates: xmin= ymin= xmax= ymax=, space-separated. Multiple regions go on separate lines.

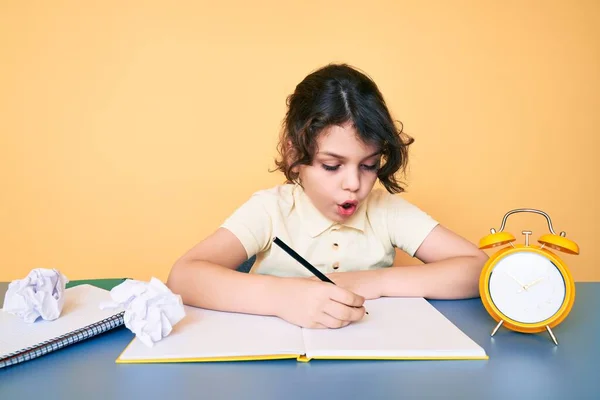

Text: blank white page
xmin=0 ymin=284 xmax=123 ymax=357
xmin=117 ymin=305 xmax=305 ymax=362
xmin=302 ymin=297 xmax=487 ymax=359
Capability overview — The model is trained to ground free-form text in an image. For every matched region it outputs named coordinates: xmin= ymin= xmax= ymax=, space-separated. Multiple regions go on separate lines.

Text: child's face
xmin=298 ymin=122 xmax=380 ymax=223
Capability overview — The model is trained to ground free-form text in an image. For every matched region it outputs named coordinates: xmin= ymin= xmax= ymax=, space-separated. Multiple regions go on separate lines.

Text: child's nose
xmin=341 ymin=169 xmax=360 ymax=192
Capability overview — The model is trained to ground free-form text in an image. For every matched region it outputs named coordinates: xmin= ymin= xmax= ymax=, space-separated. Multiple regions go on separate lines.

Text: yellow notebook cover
xmin=116 ymin=297 xmax=488 ymax=364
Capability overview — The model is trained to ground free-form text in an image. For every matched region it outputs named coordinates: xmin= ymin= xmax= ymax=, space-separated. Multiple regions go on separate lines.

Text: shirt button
xmin=332 ymin=261 xmax=340 ymax=270
xmin=332 ymin=243 xmax=339 ymax=249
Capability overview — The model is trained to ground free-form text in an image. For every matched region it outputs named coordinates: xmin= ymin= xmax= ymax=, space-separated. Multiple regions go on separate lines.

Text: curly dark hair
xmin=273 ymin=63 xmax=414 ymax=194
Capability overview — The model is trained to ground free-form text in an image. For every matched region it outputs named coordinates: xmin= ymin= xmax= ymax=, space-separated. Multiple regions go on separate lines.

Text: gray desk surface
xmin=1 ymin=281 xmax=599 ymax=400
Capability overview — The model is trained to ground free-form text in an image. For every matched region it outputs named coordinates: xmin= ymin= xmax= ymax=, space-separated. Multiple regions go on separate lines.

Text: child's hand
xmin=274 ymin=278 xmax=366 ymax=329
xmin=317 ymin=270 xmax=384 ymax=300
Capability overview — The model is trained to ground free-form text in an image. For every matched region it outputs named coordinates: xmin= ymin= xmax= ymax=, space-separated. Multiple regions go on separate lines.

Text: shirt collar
xmin=292 ymin=184 xmax=367 ymax=238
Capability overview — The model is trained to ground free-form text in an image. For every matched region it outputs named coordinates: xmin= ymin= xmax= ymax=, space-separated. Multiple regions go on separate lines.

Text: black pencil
xmin=272 ymin=236 xmax=368 ymax=315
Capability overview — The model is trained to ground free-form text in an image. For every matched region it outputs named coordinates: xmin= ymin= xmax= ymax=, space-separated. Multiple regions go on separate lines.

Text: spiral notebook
xmin=0 ymin=284 xmax=125 ymax=369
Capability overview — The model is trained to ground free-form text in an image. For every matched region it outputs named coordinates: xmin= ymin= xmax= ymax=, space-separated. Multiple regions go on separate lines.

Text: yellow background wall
xmin=1 ymin=1 xmax=598 ymax=282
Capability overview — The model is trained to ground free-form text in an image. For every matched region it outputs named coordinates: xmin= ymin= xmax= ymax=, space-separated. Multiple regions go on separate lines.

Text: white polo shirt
xmin=221 ymin=184 xmax=438 ymax=277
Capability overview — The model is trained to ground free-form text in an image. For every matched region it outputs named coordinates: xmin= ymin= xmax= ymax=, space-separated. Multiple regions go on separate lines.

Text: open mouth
xmin=337 ymin=201 xmax=358 ymax=216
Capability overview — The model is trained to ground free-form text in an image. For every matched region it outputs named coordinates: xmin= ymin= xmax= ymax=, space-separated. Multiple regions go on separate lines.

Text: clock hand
xmin=505 ymin=271 xmax=527 ymax=291
xmin=518 ymin=277 xmax=545 ymax=293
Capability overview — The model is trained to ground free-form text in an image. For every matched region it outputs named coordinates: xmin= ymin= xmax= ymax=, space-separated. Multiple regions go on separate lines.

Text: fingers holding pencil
xmin=272 ymin=237 xmax=369 ymax=315
xmin=273 ymin=276 xmax=366 ymax=329
xmin=323 ymin=290 xmax=367 ymax=321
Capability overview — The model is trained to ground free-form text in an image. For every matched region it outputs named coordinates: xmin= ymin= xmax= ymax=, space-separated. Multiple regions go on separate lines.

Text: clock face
xmin=488 ymin=251 xmax=566 ymax=324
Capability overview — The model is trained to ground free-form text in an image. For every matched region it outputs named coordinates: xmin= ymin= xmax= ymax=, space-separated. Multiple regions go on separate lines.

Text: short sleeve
xmin=386 ymin=194 xmax=439 ymax=257
xmin=220 ymin=193 xmax=273 ymax=259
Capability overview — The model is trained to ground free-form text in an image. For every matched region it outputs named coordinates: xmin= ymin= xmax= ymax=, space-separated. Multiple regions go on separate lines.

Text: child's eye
xmin=361 ymin=164 xmax=378 ymax=171
xmin=321 ymin=164 xmax=340 ymax=171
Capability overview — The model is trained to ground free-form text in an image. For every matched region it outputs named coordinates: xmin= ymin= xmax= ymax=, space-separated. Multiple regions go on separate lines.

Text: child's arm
xmin=322 ymin=225 xmax=488 ymax=300
xmin=166 ymin=228 xmax=366 ymax=328
xmin=380 ymin=224 xmax=488 ymax=299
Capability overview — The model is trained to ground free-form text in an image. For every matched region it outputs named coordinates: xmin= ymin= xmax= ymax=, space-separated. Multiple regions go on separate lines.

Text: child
xmin=166 ymin=63 xmax=488 ymax=329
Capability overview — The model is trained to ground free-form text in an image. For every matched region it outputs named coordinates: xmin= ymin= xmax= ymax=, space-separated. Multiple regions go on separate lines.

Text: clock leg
xmin=545 ymin=326 xmax=558 ymax=345
xmin=491 ymin=320 xmax=504 ymax=336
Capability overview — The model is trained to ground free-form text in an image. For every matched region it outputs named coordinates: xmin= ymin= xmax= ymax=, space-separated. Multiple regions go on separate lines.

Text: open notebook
xmin=0 ymin=284 xmax=124 ymax=368
xmin=117 ymin=297 xmax=487 ymax=363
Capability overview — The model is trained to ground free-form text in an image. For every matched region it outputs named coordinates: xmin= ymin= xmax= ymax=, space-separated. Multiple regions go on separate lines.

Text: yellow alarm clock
xmin=478 ymin=208 xmax=579 ymax=345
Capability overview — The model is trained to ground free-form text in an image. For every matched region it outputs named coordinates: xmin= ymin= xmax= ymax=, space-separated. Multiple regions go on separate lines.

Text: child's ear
xmin=286 ymin=140 xmax=299 ymax=173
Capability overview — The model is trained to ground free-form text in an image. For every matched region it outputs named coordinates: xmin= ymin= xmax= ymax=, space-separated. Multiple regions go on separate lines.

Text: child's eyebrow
xmin=318 ymin=151 xmax=381 ymax=161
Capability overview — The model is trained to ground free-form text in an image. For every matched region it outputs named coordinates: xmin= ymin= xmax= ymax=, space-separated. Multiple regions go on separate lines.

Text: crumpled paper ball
xmin=100 ymin=277 xmax=186 ymax=347
xmin=2 ymin=268 xmax=69 ymax=323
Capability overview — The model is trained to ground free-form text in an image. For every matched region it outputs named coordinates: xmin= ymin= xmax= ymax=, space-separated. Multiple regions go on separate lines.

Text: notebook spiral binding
xmin=0 ymin=311 xmax=125 ymax=369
